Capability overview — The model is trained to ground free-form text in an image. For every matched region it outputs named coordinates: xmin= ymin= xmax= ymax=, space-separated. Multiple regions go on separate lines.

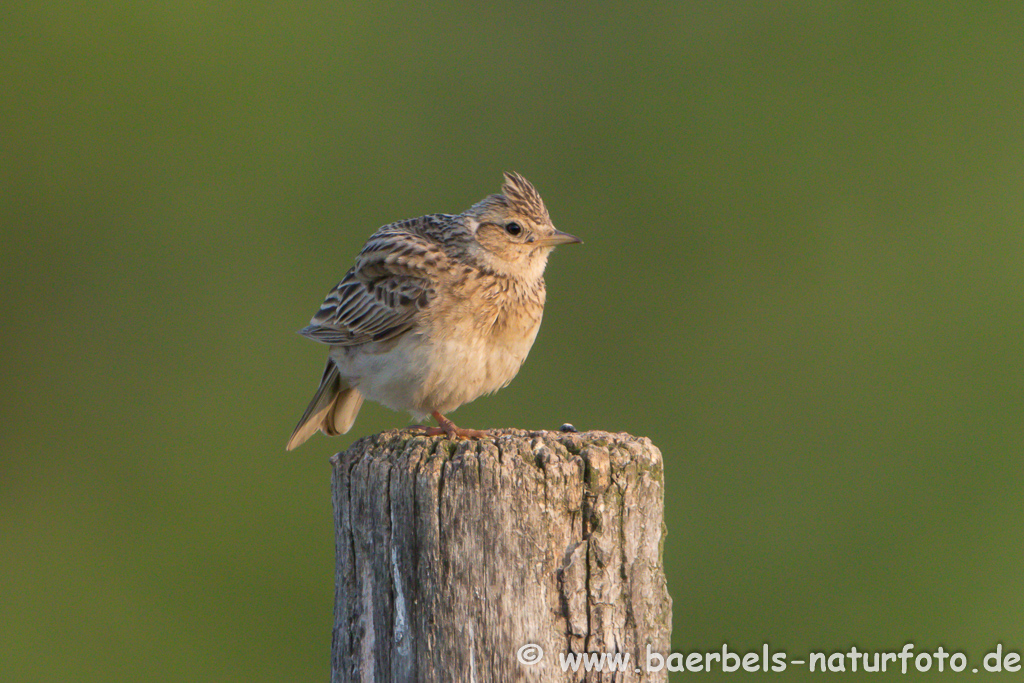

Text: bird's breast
xmin=415 ymin=276 xmax=545 ymax=410
xmin=334 ymin=274 xmax=548 ymax=418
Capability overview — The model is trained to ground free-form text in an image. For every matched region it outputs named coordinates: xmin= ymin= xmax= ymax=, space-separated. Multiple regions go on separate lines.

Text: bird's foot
xmin=409 ymin=425 xmax=490 ymax=439
xmin=409 ymin=412 xmax=490 ymax=440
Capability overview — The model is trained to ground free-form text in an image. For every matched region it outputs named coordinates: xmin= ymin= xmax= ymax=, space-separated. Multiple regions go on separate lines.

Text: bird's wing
xmin=298 ymin=218 xmax=444 ymax=346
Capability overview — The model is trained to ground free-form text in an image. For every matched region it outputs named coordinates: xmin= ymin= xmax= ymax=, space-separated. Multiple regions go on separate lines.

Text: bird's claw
xmin=409 ymin=419 xmax=489 ymax=440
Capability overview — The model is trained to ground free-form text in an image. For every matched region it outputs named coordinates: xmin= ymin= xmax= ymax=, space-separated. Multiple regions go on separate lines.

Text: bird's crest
xmin=501 ymin=171 xmax=549 ymax=223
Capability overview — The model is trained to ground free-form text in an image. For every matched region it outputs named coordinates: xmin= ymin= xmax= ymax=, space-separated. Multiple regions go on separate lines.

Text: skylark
xmin=286 ymin=172 xmax=580 ymax=450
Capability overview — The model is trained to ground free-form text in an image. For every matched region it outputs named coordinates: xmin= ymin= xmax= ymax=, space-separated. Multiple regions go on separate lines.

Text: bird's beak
xmin=536 ymin=230 xmax=583 ymax=247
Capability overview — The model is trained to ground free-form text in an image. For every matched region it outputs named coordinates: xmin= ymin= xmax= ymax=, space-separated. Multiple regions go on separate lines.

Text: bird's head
xmin=462 ymin=172 xmax=581 ymax=279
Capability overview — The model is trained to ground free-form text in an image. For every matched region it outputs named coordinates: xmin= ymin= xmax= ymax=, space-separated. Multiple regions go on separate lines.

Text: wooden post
xmin=330 ymin=429 xmax=672 ymax=682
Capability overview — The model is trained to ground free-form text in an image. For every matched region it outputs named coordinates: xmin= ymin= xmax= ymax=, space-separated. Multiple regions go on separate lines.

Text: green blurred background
xmin=3 ymin=3 xmax=1023 ymax=681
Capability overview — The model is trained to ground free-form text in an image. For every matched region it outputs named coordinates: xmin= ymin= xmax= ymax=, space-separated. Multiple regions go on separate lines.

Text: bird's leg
xmin=410 ymin=411 xmax=489 ymax=439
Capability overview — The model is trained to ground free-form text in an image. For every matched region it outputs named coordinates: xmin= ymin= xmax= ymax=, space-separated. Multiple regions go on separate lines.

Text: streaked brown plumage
xmin=286 ymin=172 xmax=580 ymax=450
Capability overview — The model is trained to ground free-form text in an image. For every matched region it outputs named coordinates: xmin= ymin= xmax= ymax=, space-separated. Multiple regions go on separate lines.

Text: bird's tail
xmin=286 ymin=362 xmax=364 ymax=450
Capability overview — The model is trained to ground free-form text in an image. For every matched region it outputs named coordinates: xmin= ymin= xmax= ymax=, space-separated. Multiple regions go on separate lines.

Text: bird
xmin=286 ymin=172 xmax=581 ymax=450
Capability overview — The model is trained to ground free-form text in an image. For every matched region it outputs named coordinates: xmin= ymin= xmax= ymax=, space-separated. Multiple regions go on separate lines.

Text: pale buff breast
xmin=412 ymin=309 xmax=543 ymax=415
xmin=332 ymin=274 xmax=545 ymax=419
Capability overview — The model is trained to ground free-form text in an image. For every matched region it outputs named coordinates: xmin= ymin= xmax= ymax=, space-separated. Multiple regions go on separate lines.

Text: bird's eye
xmin=504 ymin=222 xmax=523 ymax=237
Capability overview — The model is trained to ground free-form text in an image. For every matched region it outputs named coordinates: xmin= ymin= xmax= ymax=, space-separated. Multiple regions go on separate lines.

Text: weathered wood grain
xmin=331 ymin=429 xmax=671 ymax=682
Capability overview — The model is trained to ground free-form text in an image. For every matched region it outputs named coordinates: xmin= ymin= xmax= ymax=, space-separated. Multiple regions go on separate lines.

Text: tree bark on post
xmin=330 ymin=428 xmax=672 ymax=682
